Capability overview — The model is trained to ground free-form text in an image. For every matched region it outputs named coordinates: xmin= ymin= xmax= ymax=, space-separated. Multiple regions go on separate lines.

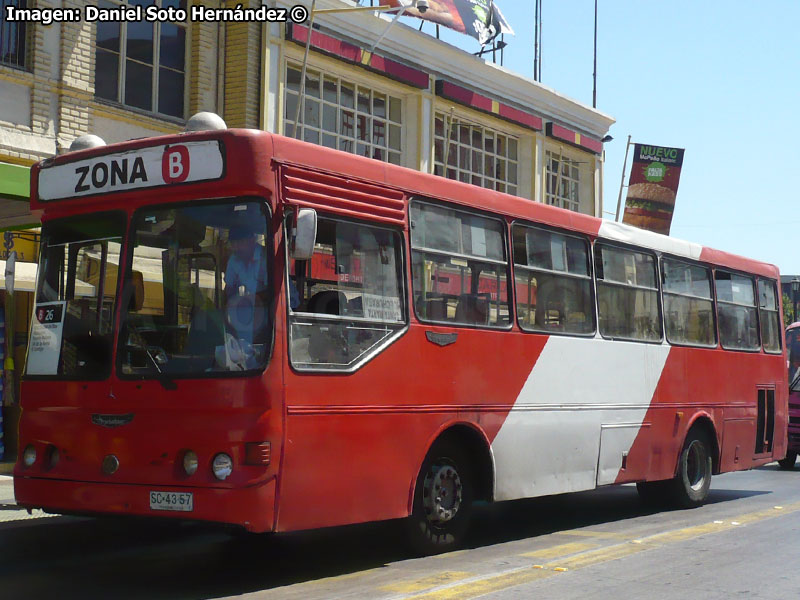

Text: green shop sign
xmin=0 ymin=162 xmax=31 ymax=202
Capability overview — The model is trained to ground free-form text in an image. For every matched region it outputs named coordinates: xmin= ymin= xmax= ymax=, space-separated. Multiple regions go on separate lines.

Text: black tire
xmin=404 ymin=440 xmax=474 ymax=555
xmin=778 ymin=451 xmax=798 ymax=471
xmin=667 ymin=428 xmax=713 ymax=508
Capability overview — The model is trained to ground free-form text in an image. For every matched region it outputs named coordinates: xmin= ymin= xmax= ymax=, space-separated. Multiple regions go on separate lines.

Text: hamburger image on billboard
xmin=622 ymin=144 xmax=685 ymax=236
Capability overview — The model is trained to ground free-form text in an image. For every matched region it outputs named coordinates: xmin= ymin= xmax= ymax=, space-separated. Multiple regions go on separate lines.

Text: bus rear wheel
xmin=405 ymin=440 xmax=474 ymax=555
xmin=778 ymin=451 xmax=798 ymax=470
xmin=668 ymin=428 xmax=713 ymax=508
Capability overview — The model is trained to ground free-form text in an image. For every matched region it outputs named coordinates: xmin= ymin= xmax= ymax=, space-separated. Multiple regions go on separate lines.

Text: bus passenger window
xmin=595 ymin=244 xmax=661 ymax=342
xmin=758 ymin=279 xmax=781 ymax=353
xmin=410 ymin=201 xmax=510 ymax=328
xmin=287 ymin=215 xmax=406 ymax=371
xmin=512 ymin=225 xmax=594 ymax=335
xmin=662 ymin=258 xmax=715 ymax=347
xmin=715 ymin=271 xmax=759 ymax=351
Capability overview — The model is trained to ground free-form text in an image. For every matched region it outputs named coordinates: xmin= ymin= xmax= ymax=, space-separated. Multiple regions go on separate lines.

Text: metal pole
xmin=592 ymin=0 xmax=597 ymax=108
xmin=292 ymin=0 xmax=318 ymax=141
xmin=533 ymin=0 xmax=539 ymax=80
xmin=365 ymin=5 xmax=407 ymax=66
xmin=614 ymin=135 xmax=632 ymax=222
xmin=538 ymin=0 xmax=543 ymax=80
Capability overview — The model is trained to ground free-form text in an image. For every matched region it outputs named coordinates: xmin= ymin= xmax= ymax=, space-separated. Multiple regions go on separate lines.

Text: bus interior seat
xmin=455 ymin=294 xmax=488 ymax=325
xmin=426 ymin=297 xmax=448 ymax=321
xmin=129 ymin=270 xmax=145 ymax=311
xmin=346 ymin=296 xmax=363 ymax=316
xmin=308 ymin=290 xmax=346 ymax=315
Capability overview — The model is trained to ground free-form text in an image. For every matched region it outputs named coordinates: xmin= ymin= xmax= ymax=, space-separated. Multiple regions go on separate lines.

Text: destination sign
xmin=38 ymin=139 xmax=224 ymax=201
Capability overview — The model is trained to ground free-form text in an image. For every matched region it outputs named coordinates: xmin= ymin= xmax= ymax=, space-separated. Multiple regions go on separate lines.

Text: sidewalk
xmin=0 ymin=473 xmax=57 ymax=524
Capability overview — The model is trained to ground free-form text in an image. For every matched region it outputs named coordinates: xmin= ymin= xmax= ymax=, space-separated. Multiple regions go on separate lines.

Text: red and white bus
xmin=15 ymin=119 xmax=788 ymax=553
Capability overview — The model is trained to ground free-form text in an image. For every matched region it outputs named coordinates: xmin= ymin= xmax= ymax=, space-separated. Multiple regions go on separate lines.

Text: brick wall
xmin=223 ymin=0 xmax=261 ymax=128
xmin=1 ymin=1 xmax=225 ymax=161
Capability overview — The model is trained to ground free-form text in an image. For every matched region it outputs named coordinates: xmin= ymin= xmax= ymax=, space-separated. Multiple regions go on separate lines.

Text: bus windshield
xmin=27 ymin=212 xmax=125 ymax=378
xmin=119 ymin=200 xmax=271 ymax=377
xmin=26 ymin=213 xmax=125 ymax=379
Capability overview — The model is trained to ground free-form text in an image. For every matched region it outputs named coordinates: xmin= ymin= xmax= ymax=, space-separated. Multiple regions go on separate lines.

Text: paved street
xmin=1 ymin=465 xmax=800 ymax=599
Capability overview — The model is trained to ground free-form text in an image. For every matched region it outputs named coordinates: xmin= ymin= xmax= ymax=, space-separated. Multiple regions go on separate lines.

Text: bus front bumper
xmin=14 ymin=475 xmax=276 ymax=533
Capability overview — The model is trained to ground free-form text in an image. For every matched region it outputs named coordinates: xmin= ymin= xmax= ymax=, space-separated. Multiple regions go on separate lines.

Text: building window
xmin=284 ymin=63 xmax=403 ymax=164
xmin=545 ymin=150 xmax=582 ymax=212
xmin=0 ymin=0 xmax=27 ymax=69
xmin=434 ymin=113 xmax=518 ymax=195
xmin=94 ymin=0 xmax=186 ymax=118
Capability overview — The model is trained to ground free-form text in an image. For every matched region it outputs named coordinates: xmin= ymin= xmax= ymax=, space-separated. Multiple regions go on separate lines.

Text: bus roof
xmin=31 ymin=128 xmax=780 ymax=280
xmin=268 ymin=132 xmax=779 ymax=280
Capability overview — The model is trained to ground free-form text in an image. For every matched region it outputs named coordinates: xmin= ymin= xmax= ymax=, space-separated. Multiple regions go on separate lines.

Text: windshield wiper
xmin=125 ymin=322 xmax=177 ymax=391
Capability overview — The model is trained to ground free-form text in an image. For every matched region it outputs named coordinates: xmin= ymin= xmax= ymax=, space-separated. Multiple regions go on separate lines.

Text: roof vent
xmin=69 ymin=135 xmax=106 ymax=152
xmin=185 ymin=112 xmax=227 ymax=132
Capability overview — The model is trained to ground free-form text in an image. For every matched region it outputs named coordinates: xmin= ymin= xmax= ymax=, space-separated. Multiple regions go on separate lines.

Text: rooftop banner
xmin=622 ymin=144 xmax=685 ymax=236
xmin=379 ymin=0 xmax=514 ymax=45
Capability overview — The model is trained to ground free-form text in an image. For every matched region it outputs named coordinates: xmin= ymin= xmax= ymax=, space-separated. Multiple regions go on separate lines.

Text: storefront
xmin=0 ymin=161 xmax=39 ymax=464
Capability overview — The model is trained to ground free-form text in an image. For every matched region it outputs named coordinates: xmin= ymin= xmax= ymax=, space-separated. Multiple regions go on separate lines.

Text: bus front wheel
xmin=405 ymin=440 xmax=474 ymax=555
xmin=778 ymin=451 xmax=798 ymax=470
xmin=668 ymin=428 xmax=713 ymax=508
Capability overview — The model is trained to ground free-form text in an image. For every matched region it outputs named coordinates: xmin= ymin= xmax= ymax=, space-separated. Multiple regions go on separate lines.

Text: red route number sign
xmin=162 ymin=145 xmax=191 ymax=184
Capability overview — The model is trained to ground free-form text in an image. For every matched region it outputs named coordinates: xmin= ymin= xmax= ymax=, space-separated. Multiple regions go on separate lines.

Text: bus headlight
xmin=183 ymin=451 xmax=198 ymax=476
xmin=47 ymin=446 xmax=60 ymax=469
xmin=212 ymin=453 xmax=233 ymax=480
xmin=23 ymin=445 xmax=37 ymax=467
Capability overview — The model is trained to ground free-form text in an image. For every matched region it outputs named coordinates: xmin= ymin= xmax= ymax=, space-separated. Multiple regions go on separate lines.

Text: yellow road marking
xmin=560 ymin=529 xmax=634 ymax=540
xmin=403 ymin=503 xmax=800 ymax=600
xmin=380 ymin=571 xmax=473 ymax=594
xmin=520 ymin=541 xmax=598 ymax=559
xmin=400 ymin=566 xmax=559 ymax=600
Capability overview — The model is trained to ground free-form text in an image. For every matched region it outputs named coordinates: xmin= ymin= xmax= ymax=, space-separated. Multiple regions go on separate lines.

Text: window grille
xmin=94 ymin=0 xmax=186 ymax=118
xmin=433 ymin=113 xmax=518 ymax=195
xmin=284 ymin=63 xmax=403 ymax=165
xmin=0 ymin=0 xmax=27 ymax=70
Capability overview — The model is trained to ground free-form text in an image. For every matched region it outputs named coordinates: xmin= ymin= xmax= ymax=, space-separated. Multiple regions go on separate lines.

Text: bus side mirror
xmin=290 ymin=208 xmax=317 ymax=260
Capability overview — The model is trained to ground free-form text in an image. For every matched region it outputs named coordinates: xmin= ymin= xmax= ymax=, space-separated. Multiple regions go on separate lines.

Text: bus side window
xmin=512 ymin=224 xmax=594 ymax=336
xmin=662 ymin=258 xmax=715 ymax=347
xmin=595 ymin=244 xmax=660 ymax=342
xmin=410 ymin=201 xmax=509 ymax=328
xmin=715 ymin=270 xmax=759 ymax=351
xmin=287 ymin=215 xmax=406 ymax=371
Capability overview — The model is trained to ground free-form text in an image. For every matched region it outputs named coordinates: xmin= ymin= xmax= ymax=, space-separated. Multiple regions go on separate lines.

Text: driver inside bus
xmin=224 ymin=225 xmax=268 ymax=366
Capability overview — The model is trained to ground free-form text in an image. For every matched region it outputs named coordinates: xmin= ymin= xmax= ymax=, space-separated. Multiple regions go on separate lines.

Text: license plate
xmin=149 ymin=491 xmax=193 ymax=512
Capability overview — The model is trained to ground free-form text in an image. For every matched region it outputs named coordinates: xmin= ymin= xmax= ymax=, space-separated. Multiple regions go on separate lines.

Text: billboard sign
xmin=379 ymin=0 xmax=513 ymax=45
xmin=622 ymin=144 xmax=685 ymax=236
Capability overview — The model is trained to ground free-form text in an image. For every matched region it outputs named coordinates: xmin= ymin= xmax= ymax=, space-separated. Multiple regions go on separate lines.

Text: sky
xmin=394 ymin=1 xmax=800 ymax=275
